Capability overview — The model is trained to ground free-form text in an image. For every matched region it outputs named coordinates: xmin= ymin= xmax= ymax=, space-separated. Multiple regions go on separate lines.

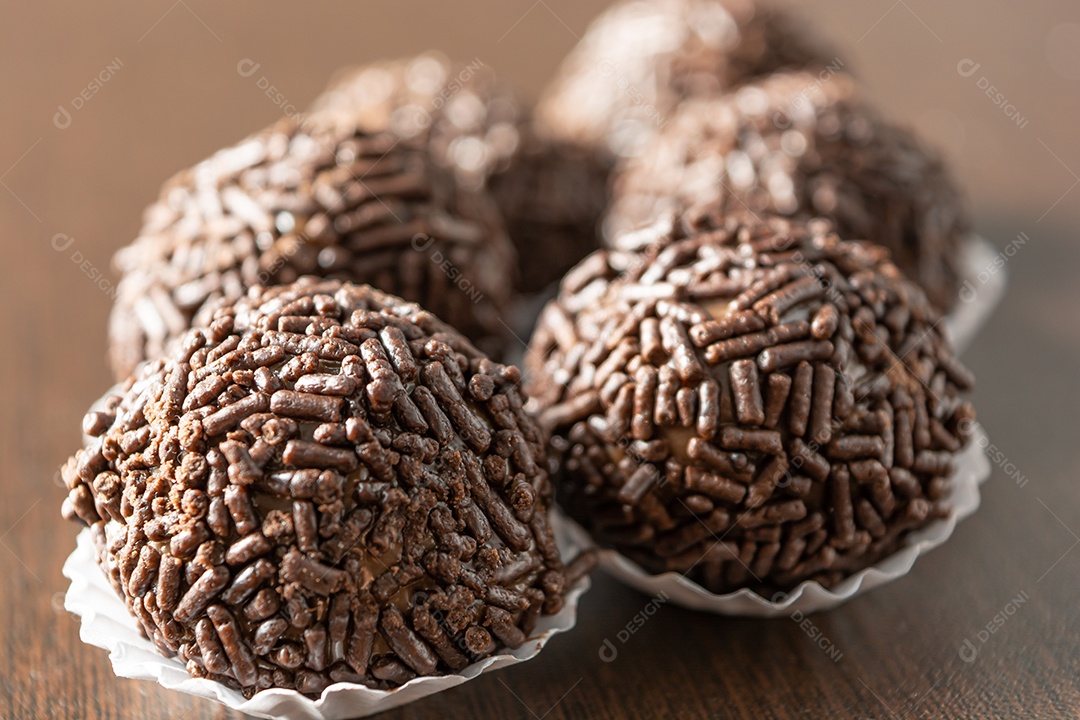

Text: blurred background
xmin=2 ymin=1 xmax=1078 ymax=718
xmin=3 ymin=0 xmax=1077 ymax=380
xmin=2 ymin=0 xmax=1075 ymax=389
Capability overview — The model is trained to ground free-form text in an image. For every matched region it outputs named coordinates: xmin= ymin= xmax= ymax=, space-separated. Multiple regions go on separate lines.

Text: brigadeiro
xmin=109 ymin=95 xmax=513 ymax=381
xmin=526 ymin=214 xmax=975 ymax=595
xmin=65 ymin=279 xmax=592 ymax=697
xmin=535 ymin=0 xmax=836 ymax=162
xmin=605 ymin=71 xmax=969 ymax=309
xmin=313 ymin=53 xmax=599 ymax=295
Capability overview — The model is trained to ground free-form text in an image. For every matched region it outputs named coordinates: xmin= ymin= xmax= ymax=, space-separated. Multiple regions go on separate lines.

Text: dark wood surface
xmin=2 ymin=1 xmax=1078 ymax=718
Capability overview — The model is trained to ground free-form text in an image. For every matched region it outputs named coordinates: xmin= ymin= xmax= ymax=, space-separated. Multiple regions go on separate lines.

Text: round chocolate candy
xmin=536 ymin=0 xmax=836 ymax=162
xmin=108 ymin=99 xmax=514 ymax=381
xmin=526 ymin=214 xmax=975 ymax=595
xmin=66 ymin=279 xmax=591 ymax=696
xmin=605 ymin=71 xmax=969 ymax=309
xmin=313 ymin=53 xmax=605 ymax=296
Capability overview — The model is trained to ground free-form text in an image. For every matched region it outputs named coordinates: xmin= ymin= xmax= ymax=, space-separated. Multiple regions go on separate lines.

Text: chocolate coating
xmin=605 ymin=71 xmax=969 ymax=309
xmin=109 ymin=92 xmax=514 ymax=380
xmin=536 ymin=0 xmax=836 ymax=161
xmin=526 ymin=215 xmax=974 ymax=594
xmin=67 ymin=280 xmax=592 ymax=696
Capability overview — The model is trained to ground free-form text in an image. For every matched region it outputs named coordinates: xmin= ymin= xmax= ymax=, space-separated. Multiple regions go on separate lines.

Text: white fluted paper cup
xmin=63 ymin=519 xmax=590 ymax=720
xmin=944 ymin=235 xmax=1008 ymax=353
xmin=554 ymin=425 xmax=991 ymax=617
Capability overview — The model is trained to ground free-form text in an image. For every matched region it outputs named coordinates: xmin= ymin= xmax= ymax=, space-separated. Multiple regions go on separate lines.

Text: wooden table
xmin=2 ymin=1 xmax=1077 ymax=717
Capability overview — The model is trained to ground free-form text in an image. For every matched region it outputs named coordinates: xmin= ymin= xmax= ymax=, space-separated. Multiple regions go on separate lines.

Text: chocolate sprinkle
xmin=65 ymin=279 xmax=593 ymax=697
xmin=527 ymin=215 xmax=973 ymax=594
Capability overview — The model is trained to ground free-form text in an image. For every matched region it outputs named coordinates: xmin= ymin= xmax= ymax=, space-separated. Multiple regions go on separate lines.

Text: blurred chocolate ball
xmin=315 ymin=52 xmax=606 ymax=297
xmin=536 ymin=0 xmax=836 ymax=161
xmin=510 ymin=0 xmax=837 ymax=295
xmin=109 ymin=104 xmax=513 ymax=380
xmin=488 ymin=133 xmax=608 ymax=293
xmin=606 ymin=71 xmax=969 ymax=309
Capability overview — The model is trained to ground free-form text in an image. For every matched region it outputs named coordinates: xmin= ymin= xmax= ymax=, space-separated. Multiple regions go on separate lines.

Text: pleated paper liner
xmin=63 ymin=519 xmax=591 ymax=720
xmin=554 ymin=424 xmax=991 ymax=617
xmin=944 ymin=235 xmax=1008 ymax=353
xmin=542 ymin=235 xmax=1004 ymax=616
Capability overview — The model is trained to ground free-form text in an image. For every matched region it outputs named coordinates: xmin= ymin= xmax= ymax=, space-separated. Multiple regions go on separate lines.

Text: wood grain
xmin=1 ymin=1 xmax=1078 ymax=718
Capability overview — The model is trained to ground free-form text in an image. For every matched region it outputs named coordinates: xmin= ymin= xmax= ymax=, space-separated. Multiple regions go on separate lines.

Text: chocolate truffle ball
xmin=109 ymin=103 xmax=514 ymax=380
xmin=536 ymin=0 xmax=836 ymax=162
xmin=66 ymin=279 xmax=591 ymax=696
xmin=526 ymin=215 xmax=974 ymax=594
xmin=313 ymin=53 xmax=603 ymax=296
xmin=605 ymin=71 xmax=969 ymax=309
